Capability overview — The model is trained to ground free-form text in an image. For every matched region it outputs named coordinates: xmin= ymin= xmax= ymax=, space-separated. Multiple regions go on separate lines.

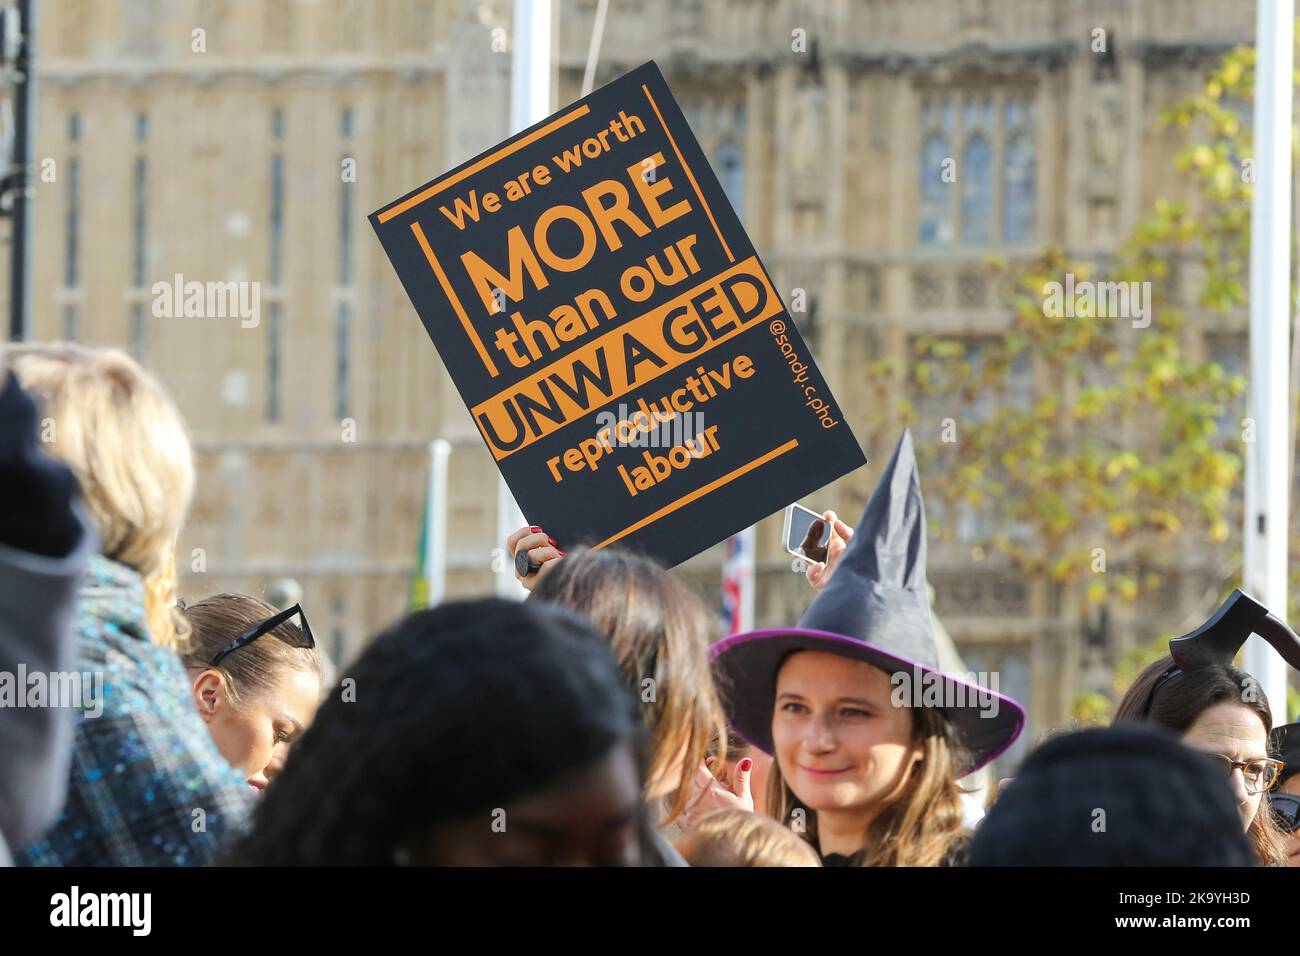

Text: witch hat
xmin=1141 ymin=589 xmax=1300 ymax=716
xmin=710 ymin=430 xmax=1025 ymax=775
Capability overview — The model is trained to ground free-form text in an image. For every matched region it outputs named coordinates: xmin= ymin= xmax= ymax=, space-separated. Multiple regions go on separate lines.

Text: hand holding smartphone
xmin=782 ymin=503 xmax=854 ymax=591
xmin=782 ymin=503 xmax=830 ymax=563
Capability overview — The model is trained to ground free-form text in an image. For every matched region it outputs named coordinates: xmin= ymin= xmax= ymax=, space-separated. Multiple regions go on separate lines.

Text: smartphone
xmin=783 ymin=503 xmax=830 ymax=564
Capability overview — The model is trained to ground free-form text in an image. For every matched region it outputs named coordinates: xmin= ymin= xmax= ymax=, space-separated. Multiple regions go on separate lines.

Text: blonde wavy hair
xmin=7 ymin=343 xmax=194 ymax=649
xmin=674 ymin=808 xmax=822 ymax=867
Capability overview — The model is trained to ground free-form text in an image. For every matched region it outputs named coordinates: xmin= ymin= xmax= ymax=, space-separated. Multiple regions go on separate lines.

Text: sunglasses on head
xmin=1272 ymin=792 xmax=1300 ymax=833
xmin=209 ymin=603 xmax=315 ymax=667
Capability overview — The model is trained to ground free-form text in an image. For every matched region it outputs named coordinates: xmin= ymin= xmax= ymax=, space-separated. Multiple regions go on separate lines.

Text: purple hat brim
xmin=710 ymin=627 xmax=1026 ymax=776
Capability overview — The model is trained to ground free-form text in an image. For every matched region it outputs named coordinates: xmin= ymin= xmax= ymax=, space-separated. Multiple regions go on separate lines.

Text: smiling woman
xmin=767 ymin=651 xmax=970 ymax=865
xmin=710 ymin=431 xmax=1026 ymax=867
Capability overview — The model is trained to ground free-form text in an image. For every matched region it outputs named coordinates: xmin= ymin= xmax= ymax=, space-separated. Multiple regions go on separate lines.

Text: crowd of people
xmin=1 ymin=341 xmax=1298 ymax=867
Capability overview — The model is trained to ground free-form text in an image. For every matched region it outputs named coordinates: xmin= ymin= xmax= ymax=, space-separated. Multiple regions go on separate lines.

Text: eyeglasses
xmin=1271 ymin=792 xmax=1300 ymax=833
xmin=1204 ymin=753 xmax=1285 ymax=795
xmin=209 ymin=603 xmax=315 ymax=667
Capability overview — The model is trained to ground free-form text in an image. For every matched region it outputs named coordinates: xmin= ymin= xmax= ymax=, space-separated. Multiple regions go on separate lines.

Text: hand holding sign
xmin=507 ymin=525 xmax=564 ymax=591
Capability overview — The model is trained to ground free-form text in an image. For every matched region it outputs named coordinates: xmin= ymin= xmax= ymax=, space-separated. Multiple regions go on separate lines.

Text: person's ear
xmin=191 ymin=669 xmax=225 ymax=722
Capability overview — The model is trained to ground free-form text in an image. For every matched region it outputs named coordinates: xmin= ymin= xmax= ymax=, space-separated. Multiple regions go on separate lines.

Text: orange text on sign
xmin=471 ymin=255 xmax=782 ymax=461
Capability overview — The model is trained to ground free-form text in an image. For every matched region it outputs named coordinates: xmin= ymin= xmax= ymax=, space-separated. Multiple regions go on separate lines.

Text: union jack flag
xmin=721 ymin=526 xmax=756 ymax=636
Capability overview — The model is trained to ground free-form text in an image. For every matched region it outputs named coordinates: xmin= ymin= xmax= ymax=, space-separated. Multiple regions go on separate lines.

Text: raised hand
xmin=674 ymin=758 xmax=755 ymax=830
xmin=505 ymin=525 xmax=564 ymax=592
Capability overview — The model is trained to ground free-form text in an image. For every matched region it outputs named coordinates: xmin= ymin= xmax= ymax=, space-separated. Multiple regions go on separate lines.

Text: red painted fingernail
xmin=547 ymin=537 xmax=558 ymax=547
xmin=740 ymin=758 xmax=753 ymax=772
xmin=530 ymin=526 xmax=542 ymax=533
xmin=558 ymin=550 xmax=567 ymax=557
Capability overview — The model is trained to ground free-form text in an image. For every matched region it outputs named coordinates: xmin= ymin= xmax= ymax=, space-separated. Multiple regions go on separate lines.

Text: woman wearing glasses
xmin=1115 ymin=658 xmax=1289 ymax=865
xmin=180 ymin=594 xmax=324 ymax=792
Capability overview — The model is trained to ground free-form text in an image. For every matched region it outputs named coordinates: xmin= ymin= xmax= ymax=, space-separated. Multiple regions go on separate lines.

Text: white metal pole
xmin=511 ymin=0 xmax=552 ymax=128
xmin=426 ymin=439 xmax=450 ymax=607
xmin=581 ymin=0 xmax=610 ymax=97
xmin=1244 ymin=0 xmax=1293 ymax=720
xmin=496 ymin=481 xmax=528 ymax=599
xmin=496 ymin=0 xmax=553 ymax=599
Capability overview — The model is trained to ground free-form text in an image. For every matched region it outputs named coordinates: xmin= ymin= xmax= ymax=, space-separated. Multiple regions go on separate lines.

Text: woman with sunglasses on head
xmin=1114 ymin=647 xmax=1290 ymax=865
xmin=179 ymin=594 xmax=324 ymax=792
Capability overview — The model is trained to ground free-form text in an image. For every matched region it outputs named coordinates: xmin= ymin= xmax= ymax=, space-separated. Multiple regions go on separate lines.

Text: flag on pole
xmin=408 ymin=493 xmax=429 ymax=612
xmin=721 ymin=526 xmax=756 ymax=636
xmin=411 ymin=440 xmax=451 ymax=611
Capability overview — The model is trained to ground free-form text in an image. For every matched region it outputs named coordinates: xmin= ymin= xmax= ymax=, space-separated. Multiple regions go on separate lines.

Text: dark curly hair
xmin=970 ymin=724 xmax=1255 ymax=866
xmin=225 ymin=598 xmax=653 ymax=865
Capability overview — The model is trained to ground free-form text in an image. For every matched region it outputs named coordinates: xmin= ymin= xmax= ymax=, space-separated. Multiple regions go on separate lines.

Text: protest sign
xmin=371 ymin=61 xmax=865 ymax=567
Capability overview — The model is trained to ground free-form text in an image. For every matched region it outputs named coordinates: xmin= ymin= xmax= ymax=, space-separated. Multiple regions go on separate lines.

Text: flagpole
xmin=496 ymin=0 xmax=553 ymax=599
xmin=581 ymin=0 xmax=610 ymax=97
xmin=1243 ymin=0 xmax=1293 ymax=719
xmin=425 ymin=439 xmax=450 ymax=607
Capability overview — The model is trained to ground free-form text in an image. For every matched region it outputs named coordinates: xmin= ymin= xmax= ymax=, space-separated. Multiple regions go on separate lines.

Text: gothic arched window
xmin=960 ymin=133 xmax=992 ymax=243
xmin=917 ymin=90 xmax=1038 ymax=248
xmin=1001 ymin=93 xmax=1037 ymax=244
xmin=1002 ymin=133 xmax=1035 ymax=243
xmin=716 ymin=140 xmax=745 ymax=222
xmin=919 ymin=133 xmax=952 ymax=244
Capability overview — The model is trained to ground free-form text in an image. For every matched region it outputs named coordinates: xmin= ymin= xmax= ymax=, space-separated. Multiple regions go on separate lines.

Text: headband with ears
xmin=1169 ymin=589 xmax=1300 ymax=671
xmin=1146 ymin=589 xmax=1300 ymax=714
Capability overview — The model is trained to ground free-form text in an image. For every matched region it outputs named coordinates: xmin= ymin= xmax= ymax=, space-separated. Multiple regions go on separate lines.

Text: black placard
xmin=370 ymin=61 xmax=865 ymax=566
